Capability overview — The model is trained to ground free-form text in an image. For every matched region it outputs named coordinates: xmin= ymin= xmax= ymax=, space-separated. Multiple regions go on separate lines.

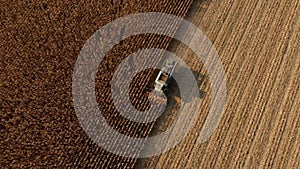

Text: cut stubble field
xmin=137 ymin=0 xmax=299 ymax=168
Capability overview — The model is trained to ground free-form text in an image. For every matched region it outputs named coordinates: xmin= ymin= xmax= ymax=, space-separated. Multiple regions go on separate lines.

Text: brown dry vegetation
xmin=1 ymin=0 xmax=299 ymax=168
xmin=1 ymin=0 xmax=193 ymax=168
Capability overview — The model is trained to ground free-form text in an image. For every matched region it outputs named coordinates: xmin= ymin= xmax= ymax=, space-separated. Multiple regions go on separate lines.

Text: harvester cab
xmin=153 ymin=60 xmax=177 ymax=92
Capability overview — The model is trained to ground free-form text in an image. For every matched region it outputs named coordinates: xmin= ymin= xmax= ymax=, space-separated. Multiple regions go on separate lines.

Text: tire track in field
xmin=152 ymin=0 xmax=253 ymax=168
xmin=231 ymin=1 xmax=299 ymax=168
xmin=286 ymin=98 xmax=300 ymax=169
xmin=146 ymin=0 xmax=260 ymax=168
xmin=273 ymin=21 xmax=300 ymax=168
xmin=272 ymin=59 xmax=300 ymax=169
xmin=212 ymin=0 xmax=288 ymax=168
xmin=163 ymin=0 xmax=260 ymax=168
xmin=150 ymin=0 xmax=237 ymax=168
xmin=197 ymin=0 xmax=272 ymax=167
xmin=258 ymin=20 xmax=300 ymax=168
xmin=134 ymin=0 xmax=299 ymax=168
xmin=183 ymin=0 xmax=264 ymax=168
xmin=185 ymin=0 xmax=274 ymax=168
xmin=244 ymin=4 xmax=300 ymax=168
xmin=261 ymin=77 xmax=299 ymax=169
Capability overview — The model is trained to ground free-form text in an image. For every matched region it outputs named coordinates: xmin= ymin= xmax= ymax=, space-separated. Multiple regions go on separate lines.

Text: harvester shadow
xmin=166 ymin=66 xmax=206 ymax=104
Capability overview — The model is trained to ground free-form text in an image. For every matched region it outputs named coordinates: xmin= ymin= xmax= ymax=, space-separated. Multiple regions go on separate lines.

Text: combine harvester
xmin=146 ymin=60 xmax=177 ymax=102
